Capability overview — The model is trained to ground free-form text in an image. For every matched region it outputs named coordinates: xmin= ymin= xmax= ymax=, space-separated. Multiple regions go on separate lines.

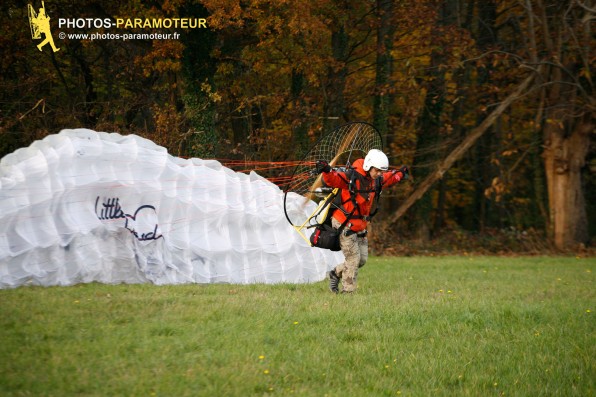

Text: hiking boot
xmin=328 ymin=270 xmax=340 ymax=293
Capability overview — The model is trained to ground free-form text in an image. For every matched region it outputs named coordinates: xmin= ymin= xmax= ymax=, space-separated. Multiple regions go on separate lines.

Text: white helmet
xmin=363 ymin=149 xmax=389 ymax=171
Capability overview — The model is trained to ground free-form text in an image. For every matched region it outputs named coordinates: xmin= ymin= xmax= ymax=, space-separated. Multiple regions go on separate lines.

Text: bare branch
xmin=461 ymin=50 xmax=526 ymax=65
xmin=576 ymin=0 xmax=596 ymax=14
xmin=525 ymin=0 xmax=539 ymax=63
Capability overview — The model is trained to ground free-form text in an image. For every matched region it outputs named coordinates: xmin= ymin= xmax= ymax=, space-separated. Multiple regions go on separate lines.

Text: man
xmin=315 ymin=149 xmax=408 ymax=293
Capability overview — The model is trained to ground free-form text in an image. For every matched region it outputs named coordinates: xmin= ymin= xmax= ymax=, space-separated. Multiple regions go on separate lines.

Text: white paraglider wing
xmin=0 ymin=129 xmax=343 ymax=288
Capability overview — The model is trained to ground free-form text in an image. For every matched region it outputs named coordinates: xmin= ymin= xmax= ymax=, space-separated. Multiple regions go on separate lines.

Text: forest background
xmin=1 ymin=0 xmax=594 ymax=254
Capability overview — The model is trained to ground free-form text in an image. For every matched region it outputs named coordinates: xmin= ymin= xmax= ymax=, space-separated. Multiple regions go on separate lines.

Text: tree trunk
xmin=411 ymin=63 xmax=444 ymax=240
xmin=531 ymin=89 xmax=549 ymax=232
xmin=543 ymin=114 xmax=592 ymax=248
xmin=530 ymin=0 xmax=594 ymax=249
xmin=291 ymin=69 xmax=309 ymax=154
xmin=323 ymin=24 xmax=348 ymax=133
xmin=373 ymin=0 xmax=395 ymax=147
xmin=474 ymin=0 xmax=498 ymax=231
xmin=409 ymin=0 xmax=458 ymax=240
xmin=374 ymin=0 xmax=400 ymax=216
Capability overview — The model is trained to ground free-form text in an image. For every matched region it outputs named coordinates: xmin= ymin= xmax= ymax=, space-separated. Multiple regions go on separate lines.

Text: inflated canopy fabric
xmin=0 ymin=129 xmax=343 ymax=288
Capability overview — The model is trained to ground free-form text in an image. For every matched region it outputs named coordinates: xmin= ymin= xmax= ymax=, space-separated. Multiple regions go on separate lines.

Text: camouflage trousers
xmin=332 ymin=218 xmax=368 ymax=292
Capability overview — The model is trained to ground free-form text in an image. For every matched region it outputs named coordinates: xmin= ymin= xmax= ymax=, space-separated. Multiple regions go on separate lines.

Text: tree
xmin=522 ymin=0 xmax=594 ymax=248
xmin=372 ymin=0 xmax=395 ymax=144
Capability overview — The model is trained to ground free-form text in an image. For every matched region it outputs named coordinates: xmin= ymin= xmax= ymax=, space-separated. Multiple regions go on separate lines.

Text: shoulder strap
xmin=368 ymin=175 xmax=384 ymax=219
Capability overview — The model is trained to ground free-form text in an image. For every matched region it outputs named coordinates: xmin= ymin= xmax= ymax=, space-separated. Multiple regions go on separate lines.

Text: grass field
xmin=0 ymin=256 xmax=594 ymax=396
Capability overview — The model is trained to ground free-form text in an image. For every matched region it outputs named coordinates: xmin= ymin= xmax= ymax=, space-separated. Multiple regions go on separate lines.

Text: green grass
xmin=0 ymin=256 xmax=594 ymax=396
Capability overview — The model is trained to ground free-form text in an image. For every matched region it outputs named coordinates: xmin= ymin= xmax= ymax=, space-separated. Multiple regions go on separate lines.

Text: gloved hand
xmin=391 ymin=166 xmax=409 ymax=181
xmin=399 ymin=166 xmax=409 ymax=180
xmin=315 ymin=160 xmax=331 ymax=174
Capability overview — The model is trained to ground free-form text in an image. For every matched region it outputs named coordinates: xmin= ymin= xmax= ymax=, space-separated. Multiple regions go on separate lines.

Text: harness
xmin=332 ymin=167 xmax=383 ymax=223
xmin=310 ymin=167 xmax=383 ymax=234
xmin=309 ymin=167 xmax=385 ymax=248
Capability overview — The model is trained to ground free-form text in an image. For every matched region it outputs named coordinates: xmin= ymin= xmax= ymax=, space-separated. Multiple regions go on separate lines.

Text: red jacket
xmin=322 ymin=158 xmax=403 ymax=232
